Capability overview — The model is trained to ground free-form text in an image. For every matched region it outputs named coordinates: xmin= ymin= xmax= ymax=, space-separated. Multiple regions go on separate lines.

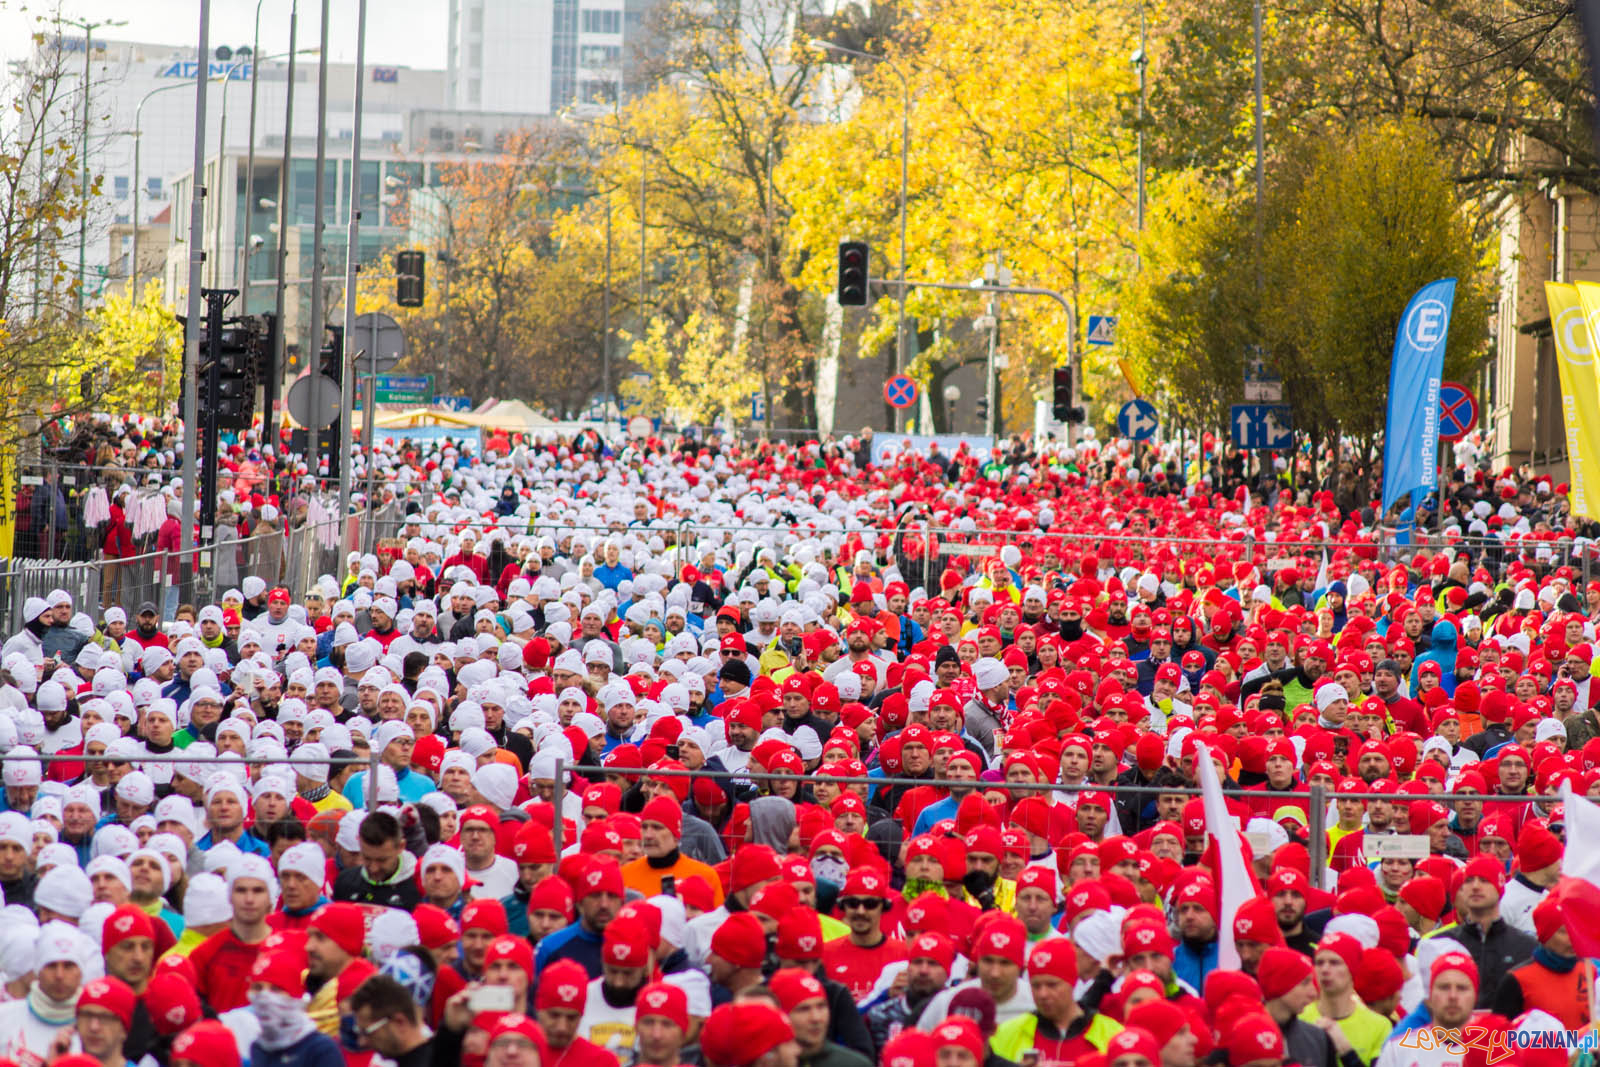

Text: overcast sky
xmin=0 ymin=0 xmax=449 ymax=71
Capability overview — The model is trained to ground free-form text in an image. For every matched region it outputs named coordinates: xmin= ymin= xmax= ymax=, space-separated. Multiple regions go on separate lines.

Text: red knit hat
xmin=769 ymin=968 xmax=828 ymax=1012
xmin=700 ymin=1002 xmax=794 ymax=1067
xmin=143 ymin=972 xmax=203 ymax=1036
xmin=1106 ymin=1026 xmax=1163 ymax=1066
xmin=930 ymin=1017 xmax=986 ymax=1063
xmin=640 ymin=794 xmax=684 ymax=838
xmin=484 ymin=935 xmax=534 ymax=978
xmin=709 ymin=911 xmax=766 ymax=970
xmin=775 ymin=908 xmax=824 ymax=961
xmin=1026 ymin=940 xmax=1075 ymax=984
xmin=602 ymin=917 xmax=654 ymax=969
xmin=171 ymin=1021 xmax=243 ymax=1067
xmin=248 ymin=950 xmax=307 ymax=998
xmin=970 ymin=917 xmax=1026 ymax=967
xmin=1223 ymin=1014 xmax=1286 ymax=1066
xmin=101 ymin=904 xmax=155 ymax=953
xmin=635 ymin=981 xmax=689 ymax=1031
xmin=76 ymin=975 xmax=136 ymax=1029
xmin=534 ymin=960 xmax=589 ymax=1012
xmin=309 ymin=901 xmax=367 ymax=958
xmin=413 ymin=904 xmax=462 ymax=950
xmin=462 ymin=898 xmax=510 ymax=935
xmin=1256 ymin=946 xmax=1314 ymax=1000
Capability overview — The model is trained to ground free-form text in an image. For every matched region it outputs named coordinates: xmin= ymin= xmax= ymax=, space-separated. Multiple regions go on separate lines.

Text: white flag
xmin=1196 ymin=741 xmax=1256 ymax=971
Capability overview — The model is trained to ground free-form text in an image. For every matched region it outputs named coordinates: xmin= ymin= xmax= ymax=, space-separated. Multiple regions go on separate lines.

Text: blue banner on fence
xmin=1380 ymin=278 xmax=1457 ymax=517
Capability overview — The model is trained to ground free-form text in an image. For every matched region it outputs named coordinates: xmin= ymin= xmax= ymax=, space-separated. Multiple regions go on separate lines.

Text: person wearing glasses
xmin=348 ymin=974 xmax=435 ymax=1067
xmin=820 ymin=868 xmax=904 ymax=1001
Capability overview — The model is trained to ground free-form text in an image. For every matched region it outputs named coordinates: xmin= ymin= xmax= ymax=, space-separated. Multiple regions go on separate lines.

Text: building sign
xmin=373 ymin=67 xmax=399 ymax=83
xmin=158 ymin=60 xmax=251 ymax=80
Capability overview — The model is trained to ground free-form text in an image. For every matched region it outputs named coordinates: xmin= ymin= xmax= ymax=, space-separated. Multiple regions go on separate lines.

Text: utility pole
xmin=338 ymin=0 xmax=369 ymax=530
xmin=307 ymin=0 xmax=333 ymax=484
xmin=241 ymin=0 xmax=269 ymax=310
xmin=65 ymin=15 xmax=126 ymax=315
xmin=180 ymin=1 xmax=212 ymax=601
xmin=270 ymin=0 xmax=298 ymax=434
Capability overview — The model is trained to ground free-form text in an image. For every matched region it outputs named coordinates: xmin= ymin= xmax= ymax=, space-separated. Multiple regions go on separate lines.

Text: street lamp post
xmin=241 ymin=0 xmax=270 ymax=310
xmin=63 ymin=15 xmax=127 ymax=315
xmin=813 ymin=39 xmax=910 ymax=432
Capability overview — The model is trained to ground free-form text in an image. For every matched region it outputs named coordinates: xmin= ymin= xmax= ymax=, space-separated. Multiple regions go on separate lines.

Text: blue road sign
xmin=884 ymin=374 xmax=918 ymax=409
xmin=1087 ymin=315 xmax=1117 ymax=346
xmin=751 ymin=392 xmax=766 ymax=422
xmin=1116 ymin=398 xmax=1158 ymax=441
xmin=435 ymin=395 xmax=472 ymax=412
xmin=1231 ymin=405 xmax=1294 ymax=449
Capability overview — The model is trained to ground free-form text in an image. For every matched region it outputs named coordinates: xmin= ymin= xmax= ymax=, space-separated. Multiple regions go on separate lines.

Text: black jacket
xmin=331 ymin=864 xmax=422 ymax=910
xmin=1435 ymin=916 xmax=1540 ymax=1008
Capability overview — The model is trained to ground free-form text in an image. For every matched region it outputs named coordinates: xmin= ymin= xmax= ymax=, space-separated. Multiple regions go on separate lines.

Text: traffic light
xmin=319 ymin=325 xmax=344 ymax=385
xmin=1050 ymin=365 xmax=1087 ymax=424
xmin=209 ymin=318 xmax=260 ymax=430
xmin=837 ymin=240 xmax=869 ymax=307
xmin=1052 ymin=366 xmax=1072 ymax=421
xmin=396 ymin=250 xmax=425 ymax=307
xmin=975 ymin=395 xmax=989 ymax=424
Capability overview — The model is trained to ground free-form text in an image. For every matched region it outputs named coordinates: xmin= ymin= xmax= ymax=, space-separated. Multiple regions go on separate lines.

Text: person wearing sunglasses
xmin=820 ymin=868 xmax=903 ymax=1001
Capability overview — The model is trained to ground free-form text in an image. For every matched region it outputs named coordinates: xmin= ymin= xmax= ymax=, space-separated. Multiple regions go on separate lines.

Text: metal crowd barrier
xmin=548 ymin=759 xmax=1563 ymax=882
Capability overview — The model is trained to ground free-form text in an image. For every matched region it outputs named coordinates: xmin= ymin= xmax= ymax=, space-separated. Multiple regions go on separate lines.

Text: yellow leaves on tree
xmin=783 ymin=0 xmax=1144 ymax=429
xmin=63 ymin=280 xmax=183 ymax=416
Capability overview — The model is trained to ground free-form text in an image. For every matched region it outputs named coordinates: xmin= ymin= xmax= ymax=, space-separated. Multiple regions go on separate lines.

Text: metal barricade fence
xmin=0 ymin=514 xmax=347 ymax=630
xmin=548 ymin=759 xmax=1563 ymax=879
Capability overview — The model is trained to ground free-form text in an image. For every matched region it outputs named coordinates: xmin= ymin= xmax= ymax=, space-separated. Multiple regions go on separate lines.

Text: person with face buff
xmin=246 ymin=949 xmax=343 ymax=1067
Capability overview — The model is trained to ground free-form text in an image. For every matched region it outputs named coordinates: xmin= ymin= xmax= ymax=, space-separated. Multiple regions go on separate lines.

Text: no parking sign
xmin=1438 ymin=381 xmax=1478 ymax=442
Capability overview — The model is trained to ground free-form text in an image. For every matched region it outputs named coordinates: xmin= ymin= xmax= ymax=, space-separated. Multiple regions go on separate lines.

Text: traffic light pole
xmin=337 ymin=0 xmax=369 ymax=542
xmin=874 ymin=275 xmax=1079 ymax=431
xmin=179 ymin=0 xmax=213 ymax=609
xmin=198 ymin=289 xmax=234 ymax=541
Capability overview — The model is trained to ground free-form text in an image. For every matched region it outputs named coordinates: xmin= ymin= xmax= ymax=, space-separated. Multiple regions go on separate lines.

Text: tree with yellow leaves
xmin=358 ymin=129 xmax=610 ymax=416
xmin=783 ymin=0 xmax=1142 ymax=433
xmin=61 ymin=281 xmax=183 ymax=416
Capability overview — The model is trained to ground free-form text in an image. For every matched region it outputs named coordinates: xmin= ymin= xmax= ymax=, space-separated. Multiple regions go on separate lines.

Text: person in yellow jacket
xmin=991 ymin=940 xmax=1123 ymax=1062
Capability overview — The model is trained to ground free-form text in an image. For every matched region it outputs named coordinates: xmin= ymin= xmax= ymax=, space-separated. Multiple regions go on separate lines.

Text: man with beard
xmin=576 ymin=917 xmax=656 ymax=1063
xmin=1267 ymin=869 xmax=1318 ymax=957
xmin=536 ymin=857 xmax=625 ymax=978
xmin=126 ymin=603 xmax=169 ymax=651
xmin=865 ymin=932 xmax=954 ymax=1052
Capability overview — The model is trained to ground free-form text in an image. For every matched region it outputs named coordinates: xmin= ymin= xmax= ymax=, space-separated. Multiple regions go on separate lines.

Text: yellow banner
xmin=1545 ymin=283 xmax=1600 ymax=519
xmin=0 ymin=446 xmax=14 ymax=559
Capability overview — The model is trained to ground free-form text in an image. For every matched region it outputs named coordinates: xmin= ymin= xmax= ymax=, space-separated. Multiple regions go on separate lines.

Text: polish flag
xmin=1196 ymin=740 xmax=1257 ymax=970
xmin=1557 ymin=784 xmax=1600 ymax=957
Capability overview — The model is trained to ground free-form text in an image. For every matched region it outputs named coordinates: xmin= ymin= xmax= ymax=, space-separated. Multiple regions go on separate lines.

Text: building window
xmin=579 ymin=78 xmax=618 ymax=103
xmin=146 ymin=176 xmax=162 ymax=198
xmin=580 ymin=44 xmax=621 ymax=66
xmin=467 ymin=78 xmax=480 ymax=104
xmin=581 ymin=9 xmax=622 ymax=34
xmin=468 ymin=43 xmax=482 ymax=69
xmin=469 ymin=3 xmax=483 ymax=32
xmin=114 ymin=175 xmax=128 ymax=198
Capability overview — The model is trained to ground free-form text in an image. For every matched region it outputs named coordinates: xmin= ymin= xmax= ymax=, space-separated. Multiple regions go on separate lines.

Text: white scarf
xmin=250 ymin=988 xmax=317 ymax=1051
